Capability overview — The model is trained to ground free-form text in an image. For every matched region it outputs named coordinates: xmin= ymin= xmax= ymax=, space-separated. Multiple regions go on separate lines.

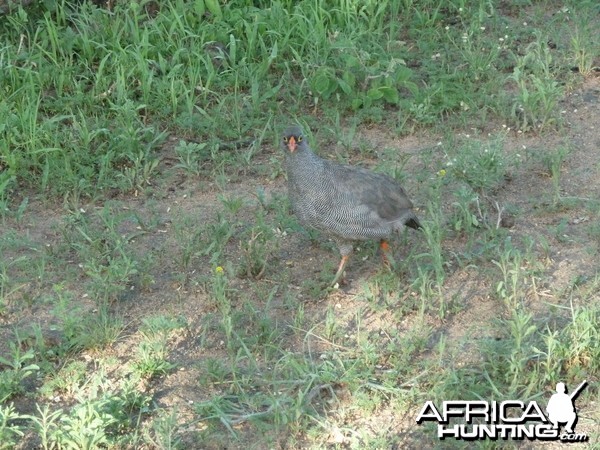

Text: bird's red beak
xmin=287 ymin=136 xmax=297 ymax=152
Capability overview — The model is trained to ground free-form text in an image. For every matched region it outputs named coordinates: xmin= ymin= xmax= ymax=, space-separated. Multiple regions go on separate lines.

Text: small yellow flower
xmin=215 ymin=266 xmax=224 ymax=274
xmin=438 ymin=169 xmax=447 ymax=177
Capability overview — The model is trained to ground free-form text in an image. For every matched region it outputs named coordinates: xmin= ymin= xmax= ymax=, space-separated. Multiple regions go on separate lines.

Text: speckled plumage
xmin=282 ymin=125 xmax=421 ymax=284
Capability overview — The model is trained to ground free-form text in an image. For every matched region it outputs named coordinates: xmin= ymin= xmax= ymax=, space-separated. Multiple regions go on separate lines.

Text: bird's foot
xmin=330 ymin=269 xmax=346 ymax=289
xmin=380 ymin=240 xmax=397 ymax=270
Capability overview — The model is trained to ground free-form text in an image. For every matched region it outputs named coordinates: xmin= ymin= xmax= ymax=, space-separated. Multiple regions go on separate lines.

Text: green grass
xmin=2 ymin=0 xmax=588 ymax=202
xmin=1 ymin=0 xmax=599 ymax=447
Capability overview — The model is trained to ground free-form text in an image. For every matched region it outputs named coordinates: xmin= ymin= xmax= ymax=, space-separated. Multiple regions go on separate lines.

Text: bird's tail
xmin=405 ymin=216 xmax=422 ymax=230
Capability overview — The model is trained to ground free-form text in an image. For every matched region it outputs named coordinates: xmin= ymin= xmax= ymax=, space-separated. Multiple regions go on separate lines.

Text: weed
xmin=199 ymin=357 xmax=231 ymax=386
xmin=447 ymin=17 xmax=504 ymax=84
xmin=328 ymin=113 xmax=358 ymax=152
xmin=449 ymin=185 xmax=481 ymax=235
xmin=445 ymin=135 xmax=509 ymax=193
xmin=174 ymin=140 xmax=209 ymax=176
xmin=0 ymin=259 xmax=28 ymax=316
xmin=200 ymin=212 xmax=239 ymax=265
xmin=28 ymin=404 xmax=63 ymax=450
xmin=40 ymin=360 xmax=87 ymax=398
xmin=80 ymin=309 xmax=126 ymax=351
xmin=421 ymin=216 xmax=445 ymax=282
xmin=62 ymin=206 xmax=140 ymax=304
xmin=120 ymin=150 xmax=161 ymax=192
xmin=324 ymin=305 xmax=338 ymax=340
xmin=172 ymin=213 xmax=204 ymax=275
xmin=48 ymin=286 xmax=124 ymax=352
xmin=542 ymin=145 xmax=571 ymax=205
xmin=143 ymin=409 xmax=182 ymax=450
xmin=238 ymin=210 xmax=280 ymax=280
xmin=53 ymin=399 xmax=117 ymax=449
xmin=507 ymin=36 xmax=564 ymax=132
xmin=0 ymin=403 xmax=28 ymax=450
xmin=356 ymin=272 xmax=415 ymax=315
xmin=552 ymin=218 xmax=571 ymax=244
xmin=567 ymin=9 xmax=598 ymax=77
xmin=559 ymin=299 xmax=600 ymax=377
xmin=0 ymin=343 xmax=40 ymax=403
xmin=35 ymin=371 xmax=153 ymax=449
xmin=492 ymin=238 xmax=530 ymax=312
xmin=195 ymin=346 xmax=347 ymax=438
xmin=141 ymin=315 xmax=187 ymax=337
xmin=132 ymin=315 xmax=185 ymax=379
xmin=210 ymin=265 xmax=236 ymax=350
xmin=133 ymin=340 xmax=176 ymax=379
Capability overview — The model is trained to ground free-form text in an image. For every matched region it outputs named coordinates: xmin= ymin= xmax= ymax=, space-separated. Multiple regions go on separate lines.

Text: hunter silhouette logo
xmin=546 ymin=380 xmax=586 ymax=434
xmin=416 ymin=380 xmax=589 ymax=442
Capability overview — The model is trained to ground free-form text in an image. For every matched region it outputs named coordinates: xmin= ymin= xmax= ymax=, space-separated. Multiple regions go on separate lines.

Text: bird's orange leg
xmin=331 ymin=254 xmax=350 ymax=287
xmin=380 ymin=239 xmax=396 ymax=268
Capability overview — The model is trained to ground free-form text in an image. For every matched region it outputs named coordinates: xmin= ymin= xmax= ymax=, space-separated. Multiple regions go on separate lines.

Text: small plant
xmin=195 ymin=347 xmax=339 ymax=438
xmin=40 ymin=360 xmax=88 ymax=398
xmin=446 ymin=136 xmax=509 ymax=193
xmin=38 ymin=372 xmax=154 ymax=449
xmin=211 ymin=266 xmax=235 ymax=348
xmin=174 ymin=140 xmax=209 ymax=176
xmin=450 ymin=185 xmax=481 ymax=234
xmin=420 ymin=203 xmax=445 ymax=281
xmin=132 ymin=315 xmax=184 ymax=379
xmin=78 ymin=309 xmax=125 ymax=351
xmin=53 ymin=399 xmax=117 ymax=449
xmin=200 ymin=213 xmax=238 ymax=265
xmin=492 ymin=238 xmax=542 ymax=315
xmin=144 ymin=409 xmax=182 ymax=450
xmin=140 ymin=315 xmax=187 ymax=337
xmin=568 ymin=11 xmax=598 ymax=77
xmin=493 ymin=243 xmax=525 ymax=312
xmin=172 ymin=214 xmax=204 ymax=274
xmin=199 ymin=357 xmax=231 ymax=386
xmin=556 ymin=300 xmax=600 ymax=378
xmin=0 ymin=403 xmax=28 ymax=450
xmin=480 ymin=311 xmax=540 ymax=399
xmin=328 ymin=113 xmax=358 ymax=152
xmin=0 ymin=255 xmax=30 ymax=316
xmin=133 ymin=340 xmax=176 ymax=379
xmin=63 ymin=206 xmax=140 ymax=304
xmin=507 ymin=37 xmax=564 ymax=132
xmin=218 ymin=194 xmax=244 ymax=216
xmin=0 ymin=343 xmax=40 ymax=403
xmin=552 ymin=218 xmax=571 ymax=244
xmin=542 ymin=145 xmax=571 ymax=205
xmin=307 ymin=49 xmax=413 ymax=112
xmin=324 ymin=305 xmax=338 ymax=340
xmin=119 ymin=150 xmax=161 ymax=192
xmin=238 ymin=211 xmax=279 ymax=279
xmin=570 ymin=30 xmax=595 ymax=77
xmin=447 ymin=19 xmax=504 ymax=84
xmin=28 ymin=404 xmax=63 ymax=450
xmin=83 ymin=256 xmax=139 ymax=304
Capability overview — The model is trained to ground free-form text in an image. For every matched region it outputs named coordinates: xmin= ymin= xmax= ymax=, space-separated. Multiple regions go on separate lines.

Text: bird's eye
xmin=298 ymin=136 xmax=303 ymax=142
xmin=283 ymin=137 xmax=288 ymax=143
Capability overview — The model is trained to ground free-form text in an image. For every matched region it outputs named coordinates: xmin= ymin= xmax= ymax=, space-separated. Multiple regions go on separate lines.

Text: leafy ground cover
xmin=1 ymin=0 xmax=599 ymax=448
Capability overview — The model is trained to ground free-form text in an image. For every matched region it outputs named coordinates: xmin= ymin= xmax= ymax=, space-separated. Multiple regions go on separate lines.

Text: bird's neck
xmin=288 ymin=146 xmax=321 ymax=164
xmin=286 ymin=146 xmax=324 ymax=181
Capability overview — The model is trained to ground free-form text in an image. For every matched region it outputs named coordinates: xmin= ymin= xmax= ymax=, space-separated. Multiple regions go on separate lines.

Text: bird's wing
xmin=322 ymin=161 xmax=415 ymax=221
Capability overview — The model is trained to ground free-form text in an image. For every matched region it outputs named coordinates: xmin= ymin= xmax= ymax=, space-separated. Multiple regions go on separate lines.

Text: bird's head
xmin=281 ymin=125 xmax=307 ymax=154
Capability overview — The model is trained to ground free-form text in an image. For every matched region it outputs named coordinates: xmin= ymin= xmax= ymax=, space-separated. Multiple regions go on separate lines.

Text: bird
xmin=281 ymin=125 xmax=422 ymax=286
